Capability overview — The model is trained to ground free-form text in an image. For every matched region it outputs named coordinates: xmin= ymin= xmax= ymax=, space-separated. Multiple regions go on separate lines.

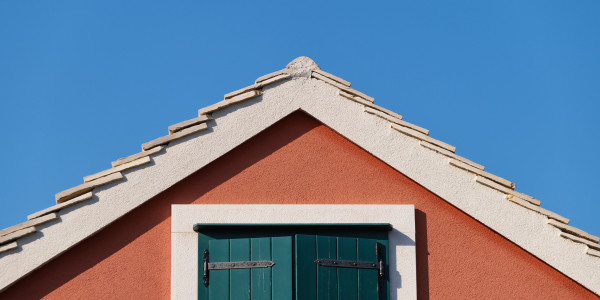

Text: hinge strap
xmin=203 ymin=249 xmax=275 ymax=286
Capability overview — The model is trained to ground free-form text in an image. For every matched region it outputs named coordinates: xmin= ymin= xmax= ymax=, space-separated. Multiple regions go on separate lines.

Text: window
xmin=171 ymin=205 xmax=416 ymax=299
xmin=196 ymin=224 xmax=390 ymax=299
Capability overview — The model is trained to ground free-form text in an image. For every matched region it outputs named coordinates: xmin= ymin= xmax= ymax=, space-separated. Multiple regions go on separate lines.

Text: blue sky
xmin=1 ymin=1 xmax=599 ymax=237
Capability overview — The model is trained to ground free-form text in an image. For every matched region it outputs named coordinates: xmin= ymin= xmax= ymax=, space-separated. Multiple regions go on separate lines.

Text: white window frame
xmin=171 ymin=204 xmax=416 ymax=299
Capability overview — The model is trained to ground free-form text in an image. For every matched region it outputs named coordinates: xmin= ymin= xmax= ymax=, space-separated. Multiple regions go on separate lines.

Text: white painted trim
xmin=171 ymin=204 xmax=416 ymax=300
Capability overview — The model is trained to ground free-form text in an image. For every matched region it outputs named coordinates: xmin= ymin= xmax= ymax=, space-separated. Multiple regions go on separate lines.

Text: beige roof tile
xmin=391 ymin=123 xmax=456 ymax=152
xmin=255 ymin=74 xmax=291 ymax=88
xmin=28 ymin=192 xmax=93 ymax=220
xmin=587 ymin=247 xmax=600 ymax=258
xmin=168 ymin=115 xmax=211 ymax=134
xmin=0 ymin=241 xmax=17 ymax=254
xmin=84 ymin=156 xmax=151 ymax=183
xmin=198 ymin=99 xmax=230 ymax=116
xmin=548 ymin=219 xmax=600 ymax=244
xmin=0 ymin=213 xmax=58 ymax=237
xmin=112 ymin=145 xmax=165 ymax=168
xmin=199 ymin=90 xmax=263 ymax=116
xmin=560 ymin=232 xmax=600 ymax=251
xmin=55 ymin=172 xmax=123 ymax=204
xmin=508 ymin=195 xmax=569 ymax=224
xmin=142 ymin=123 xmax=208 ymax=151
xmin=0 ymin=227 xmax=36 ymax=245
xmin=312 ymin=72 xmax=374 ymax=102
xmin=228 ymin=90 xmax=261 ymax=105
xmin=420 ymin=141 xmax=484 ymax=170
xmin=255 ymin=69 xmax=287 ymax=83
xmin=224 ymin=84 xmax=256 ymax=100
xmin=312 ymin=69 xmax=351 ymax=87
xmin=476 ymin=176 xmax=541 ymax=205
xmin=339 ymin=90 xmax=403 ymax=121
xmin=450 ymin=159 xmax=514 ymax=189
xmin=364 ymin=106 xmax=430 ymax=135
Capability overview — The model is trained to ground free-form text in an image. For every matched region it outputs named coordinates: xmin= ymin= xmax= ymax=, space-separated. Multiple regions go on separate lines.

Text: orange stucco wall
xmin=2 ymin=111 xmax=597 ymax=299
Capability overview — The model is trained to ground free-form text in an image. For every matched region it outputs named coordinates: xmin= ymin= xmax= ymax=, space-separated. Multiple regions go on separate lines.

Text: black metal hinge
xmin=202 ymin=249 xmax=275 ymax=286
xmin=314 ymin=244 xmax=385 ymax=277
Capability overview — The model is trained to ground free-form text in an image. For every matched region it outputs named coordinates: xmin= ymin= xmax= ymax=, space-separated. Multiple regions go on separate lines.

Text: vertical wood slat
xmin=357 ymin=238 xmax=378 ymax=300
xmin=230 ymin=238 xmax=251 ymax=300
xmin=272 ymin=236 xmax=293 ymax=300
xmin=251 ymin=237 xmax=272 ymax=300
xmin=337 ymin=237 xmax=358 ymax=300
xmin=198 ymin=234 xmax=210 ymax=300
xmin=376 ymin=241 xmax=389 ymax=300
xmin=317 ymin=235 xmax=338 ymax=300
xmin=295 ymin=234 xmax=317 ymax=300
xmin=208 ymin=239 xmax=230 ymax=300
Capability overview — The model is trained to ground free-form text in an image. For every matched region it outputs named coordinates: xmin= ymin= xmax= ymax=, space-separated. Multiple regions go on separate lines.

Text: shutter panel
xmin=198 ymin=235 xmax=292 ymax=300
xmin=295 ymin=234 xmax=388 ymax=300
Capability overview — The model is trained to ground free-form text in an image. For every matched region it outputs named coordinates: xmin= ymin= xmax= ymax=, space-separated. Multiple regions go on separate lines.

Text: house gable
xmin=1 ymin=57 xmax=599 ymax=296
xmin=1 ymin=112 xmax=597 ymax=299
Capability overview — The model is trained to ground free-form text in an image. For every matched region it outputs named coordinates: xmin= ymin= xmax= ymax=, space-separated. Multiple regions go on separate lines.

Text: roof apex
xmin=285 ymin=56 xmax=320 ymax=77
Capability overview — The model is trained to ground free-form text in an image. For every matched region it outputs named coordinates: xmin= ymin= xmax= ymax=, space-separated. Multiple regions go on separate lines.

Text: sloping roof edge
xmin=0 ymin=57 xmax=598 ymax=293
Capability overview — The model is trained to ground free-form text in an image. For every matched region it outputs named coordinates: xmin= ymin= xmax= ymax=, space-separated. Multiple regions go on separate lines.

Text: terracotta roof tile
xmin=0 ymin=213 xmax=58 ymax=237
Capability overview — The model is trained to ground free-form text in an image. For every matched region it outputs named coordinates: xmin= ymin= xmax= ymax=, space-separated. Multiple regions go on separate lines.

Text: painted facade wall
xmin=2 ymin=112 xmax=596 ymax=299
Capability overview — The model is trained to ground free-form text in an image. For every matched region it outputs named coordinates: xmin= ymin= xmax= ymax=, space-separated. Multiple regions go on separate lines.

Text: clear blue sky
xmin=1 ymin=1 xmax=599 ymax=237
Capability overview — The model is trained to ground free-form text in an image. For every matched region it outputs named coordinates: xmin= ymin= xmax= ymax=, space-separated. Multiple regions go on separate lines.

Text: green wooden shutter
xmin=295 ymin=234 xmax=389 ymax=300
xmin=198 ymin=235 xmax=293 ymax=300
xmin=197 ymin=225 xmax=389 ymax=300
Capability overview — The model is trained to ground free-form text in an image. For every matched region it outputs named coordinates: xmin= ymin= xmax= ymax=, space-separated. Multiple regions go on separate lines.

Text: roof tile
xmin=548 ymin=219 xmax=600 ymax=244
xmin=420 ymin=141 xmax=484 ymax=170
xmin=312 ymin=72 xmax=374 ymax=102
xmin=587 ymin=248 xmax=600 ymax=258
xmin=560 ymin=232 xmax=600 ymax=251
xmin=391 ymin=123 xmax=456 ymax=152
xmin=28 ymin=192 xmax=93 ymax=220
xmin=0 ymin=227 xmax=36 ymax=245
xmin=55 ymin=172 xmax=123 ymax=204
xmin=450 ymin=159 xmax=514 ymax=189
xmin=0 ymin=213 xmax=58 ymax=237
xmin=111 ymin=145 xmax=165 ymax=168
xmin=476 ymin=176 xmax=540 ymax=205
xmin=338 ymin=90 xmax=403 ymax=121
xmin=168 ymin=115 xmax=211 ymax=134
xmin=0 ymin=241 xmax=18 ymax=254
xmin=142 ymin=123 xmax=208 ymax=151
xmin=255 ymin=69 xmax=287 ymax=83
xmin=84 ymin=156 xmax=151 ymax=183
xmin=364 ymin=106 xmax=431 ymax=135
xmin=312 ymin=69 xmax=351 ymax=87
xmin=508 ymin=195 xmax=569 ymax=224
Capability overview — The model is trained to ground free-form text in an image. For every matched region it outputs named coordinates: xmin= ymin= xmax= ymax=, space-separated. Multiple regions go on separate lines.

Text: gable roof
xmin=1 ymin=56 xmax=599 ymax=294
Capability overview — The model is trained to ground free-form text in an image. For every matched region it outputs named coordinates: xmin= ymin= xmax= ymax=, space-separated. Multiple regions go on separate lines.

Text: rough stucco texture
xmin=2 ymin=111 xmax=597 ymax=299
